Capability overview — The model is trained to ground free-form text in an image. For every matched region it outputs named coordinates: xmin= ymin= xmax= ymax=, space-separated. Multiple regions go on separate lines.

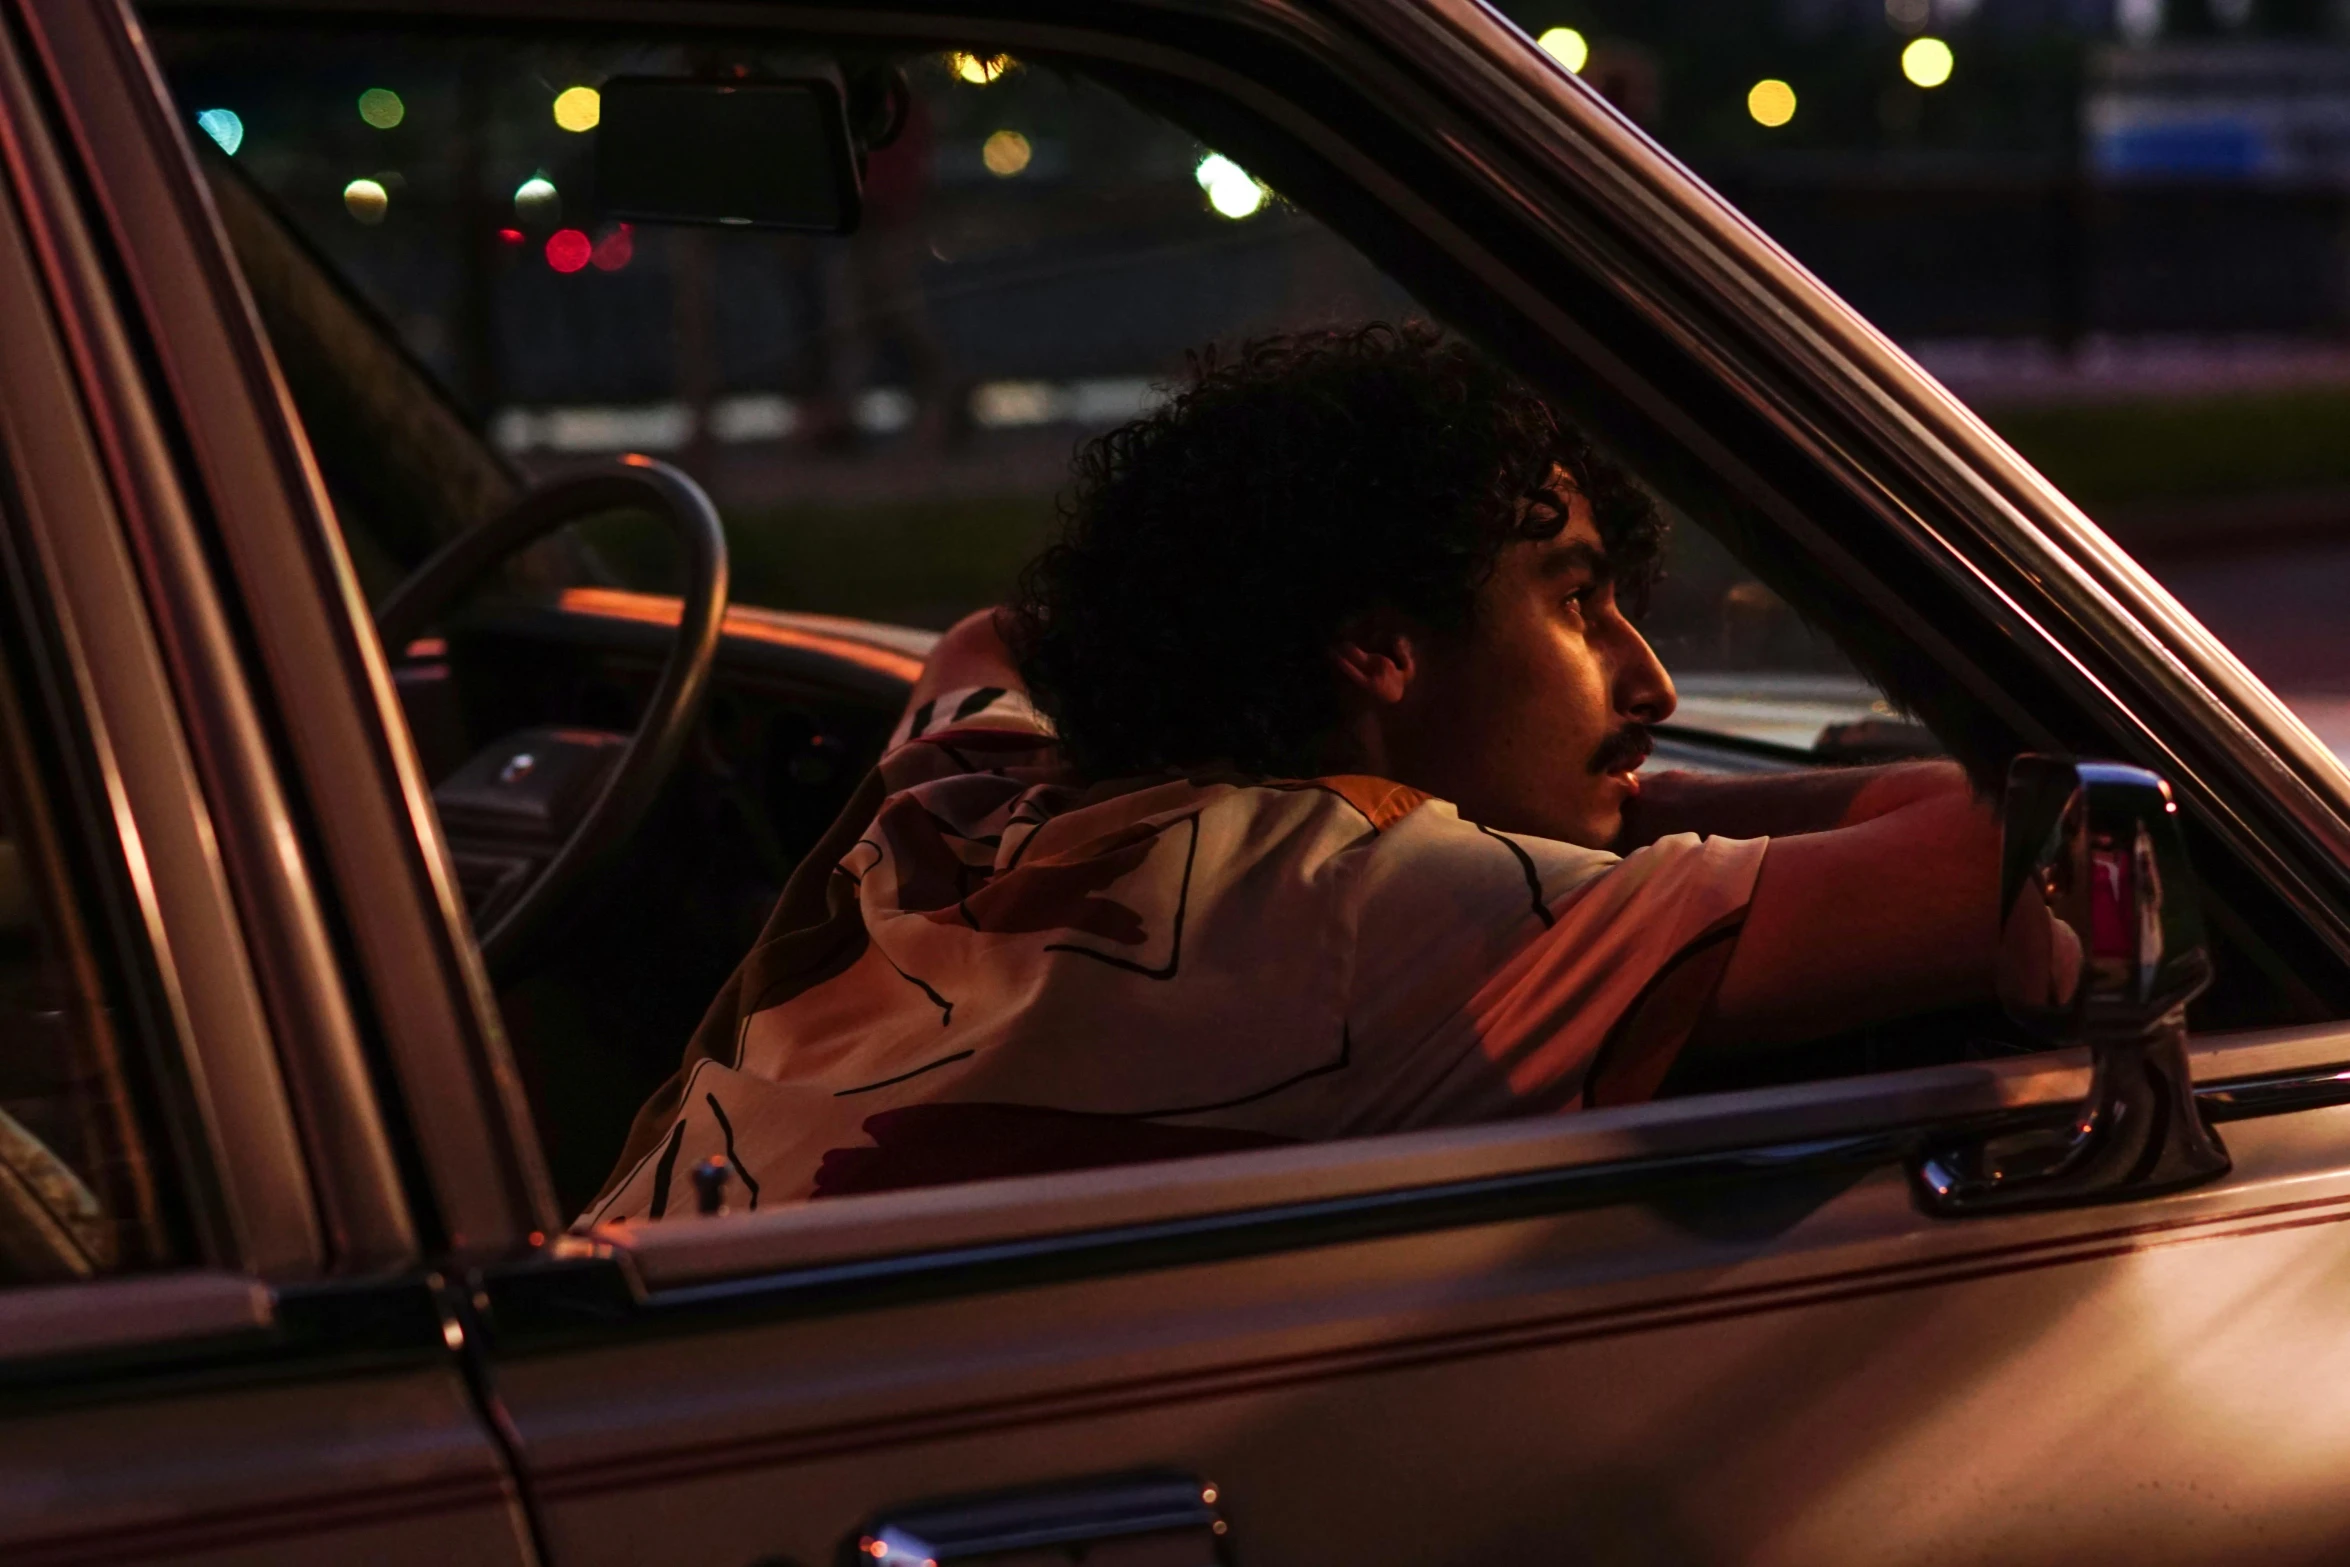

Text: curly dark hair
xmin=1009 ymin=322 xmax=1665 ymax=779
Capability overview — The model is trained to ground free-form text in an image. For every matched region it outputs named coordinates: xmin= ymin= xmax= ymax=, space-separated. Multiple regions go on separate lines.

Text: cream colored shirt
xmin=584 ymin=688 xmax=1766 ymax=1220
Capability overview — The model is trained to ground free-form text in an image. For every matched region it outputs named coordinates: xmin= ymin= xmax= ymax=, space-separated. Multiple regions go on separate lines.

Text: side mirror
xmin=1995 ymin=756 xmax=2214 ymax=1040
xmin=1914 ymin=756 xmax=2230 ymax=1215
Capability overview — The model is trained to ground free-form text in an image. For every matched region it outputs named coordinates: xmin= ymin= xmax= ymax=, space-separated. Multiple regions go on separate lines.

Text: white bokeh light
xmin=1194 ymin=153 xmax=1267 ymax=220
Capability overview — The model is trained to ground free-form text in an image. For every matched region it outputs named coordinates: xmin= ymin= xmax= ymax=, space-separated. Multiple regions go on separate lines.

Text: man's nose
xmin=1612 ymin=619 xmax=1676 ymax=726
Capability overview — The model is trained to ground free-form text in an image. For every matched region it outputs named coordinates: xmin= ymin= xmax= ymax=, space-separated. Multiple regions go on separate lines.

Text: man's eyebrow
xmin=1534 ymin=540 xmax=1611 ymax=580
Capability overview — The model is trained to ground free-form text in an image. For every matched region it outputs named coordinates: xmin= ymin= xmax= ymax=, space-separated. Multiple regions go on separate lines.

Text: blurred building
xmin=2091 ymin=43 xmax=2350 ymax=180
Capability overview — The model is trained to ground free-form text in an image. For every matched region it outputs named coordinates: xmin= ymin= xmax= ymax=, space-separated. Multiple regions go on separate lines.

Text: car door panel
xmin=488 ymin=1036 xmax=2350 ymax=1565
xmin=4 ymin=1342 xmax=531 ymax=1567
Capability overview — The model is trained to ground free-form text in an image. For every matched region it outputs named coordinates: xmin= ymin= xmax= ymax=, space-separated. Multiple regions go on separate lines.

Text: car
xmin=6 ymin=1 xmax=2350 ymax=1563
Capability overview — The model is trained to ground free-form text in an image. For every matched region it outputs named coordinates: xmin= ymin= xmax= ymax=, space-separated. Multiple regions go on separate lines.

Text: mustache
xmin=1589 ymin=724 xmax=1654 ymax=776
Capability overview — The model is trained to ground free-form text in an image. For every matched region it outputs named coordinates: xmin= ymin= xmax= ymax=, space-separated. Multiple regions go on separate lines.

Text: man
xmin=584 ymin=324 xmax=1997 ymax=1222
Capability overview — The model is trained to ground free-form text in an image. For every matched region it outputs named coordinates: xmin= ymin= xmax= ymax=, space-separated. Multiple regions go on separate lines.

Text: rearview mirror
xmin=1914 ymin=756 xmax=2230 ymax=1215
xmin=595 ymin=76 xmax=861 ymax=233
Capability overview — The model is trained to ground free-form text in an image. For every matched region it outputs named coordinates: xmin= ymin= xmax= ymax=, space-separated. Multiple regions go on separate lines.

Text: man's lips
xmin=1590 ymin=726 xmax=1654 ymax=778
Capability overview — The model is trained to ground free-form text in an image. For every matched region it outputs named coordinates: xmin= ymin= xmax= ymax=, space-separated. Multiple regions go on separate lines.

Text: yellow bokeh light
xmin=982 ymin=129 xmax=1032 ymax=177
xmin=949 ymin=52 xmax=1013 ymax=85
xmin=1748 ymin=78 xmax=1797 ymax=128
xmin=1537 ymin=27 xmax=1589 ymax=73
xmin=553 ymin=85 xmax=601 ymax=133
xmin=1902 ymin=37 xmax=1955 ymax=89
xmin=342 ymin=178 xmax=389 ymax=225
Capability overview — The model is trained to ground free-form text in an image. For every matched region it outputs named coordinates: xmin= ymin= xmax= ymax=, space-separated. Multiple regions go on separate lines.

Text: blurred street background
xmin=165 ymin=3 xmax=2350 ymax=751
xmin=1504 ymin=0 xmax=2350 ymax=751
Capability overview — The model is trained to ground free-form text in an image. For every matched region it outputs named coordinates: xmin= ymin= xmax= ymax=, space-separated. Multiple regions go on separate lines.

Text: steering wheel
xmin=377 ymin=459 xmax=729 ymax=977
xmin=0 ymin=1103 xmax=113 ymax=1282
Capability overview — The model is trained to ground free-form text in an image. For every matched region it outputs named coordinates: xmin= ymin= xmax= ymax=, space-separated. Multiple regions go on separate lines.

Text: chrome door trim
xmin=29 ymin=0 xmax=556 ymax=1252
xmin=0 ymin=22 xmax=332 ymax=1275
xmin=0 ymin=1270 xmax=271 ymax=1366
xmin=0 ymin=1268 xmax=465 ymax=1388
xmin=587 ymin=1050 xmax=2092 ymax=1292
xmin=4 ymin=0 xmax=422 ymax=1272
xmin=558 ymin=1023 xmax=2346 ymax=1301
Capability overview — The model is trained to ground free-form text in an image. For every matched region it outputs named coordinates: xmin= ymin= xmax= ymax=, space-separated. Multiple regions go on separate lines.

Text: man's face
xmin=1382 ymin=480 xmax=1676 ymax=848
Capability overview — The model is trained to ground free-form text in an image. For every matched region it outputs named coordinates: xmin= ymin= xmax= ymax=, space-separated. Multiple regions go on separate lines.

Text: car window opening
xmin=145 ymin=18 xmax=2348 ymax=1227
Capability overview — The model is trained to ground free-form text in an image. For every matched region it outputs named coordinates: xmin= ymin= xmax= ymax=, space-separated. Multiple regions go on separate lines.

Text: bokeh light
xmin=1748 ymin=78 xmax=1798 ymax=128
xmin=497 ymin=227 xmax=525 ymax=247
xmin=195 ymin=108 xmax=242 ymax=155
xmin=1195 ymin=152 xmax=1267 ymax=220
xmin=514 ymin=175 xmax=559 ymax=224
xmin=948 ymin=52 xmax=1012 ymax=85
xmin=1537 ymin=27 xmax=1589 ymax=73
xmin=982 ymin=129 xmax=1032 ymax=176
xmin=545 ymin=228 xmax=593 ymax=273
xmin=553 ymin=85 xmax=601 ymax=132
xmin=342 ymin=177 xmax=389 ymax=224
xmin=357 ymin=88 xmax=404 ymax=129
xmin=1902 ymin=37 xmax=1955 ymax=88
xmin=591 ymin=223 xmax=634 ymax=272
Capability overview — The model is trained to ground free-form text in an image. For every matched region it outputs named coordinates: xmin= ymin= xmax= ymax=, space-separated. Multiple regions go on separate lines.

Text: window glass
xmin=0 ymin=596 xmax=186 ymax=1283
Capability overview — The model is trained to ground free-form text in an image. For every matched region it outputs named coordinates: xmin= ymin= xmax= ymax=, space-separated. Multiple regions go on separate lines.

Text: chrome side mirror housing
xmin=1914 ymin=756 xmax=2230 ymax=1215
xmin=1995 ymin=757 xmax=2214 ymax=1042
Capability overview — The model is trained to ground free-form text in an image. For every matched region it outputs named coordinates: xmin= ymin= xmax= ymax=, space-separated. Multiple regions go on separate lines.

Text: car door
xmin=97 ymin=0 xmax=2350 ymax=1564
xmin=0 ymin=6 xmax=537 ymax=1562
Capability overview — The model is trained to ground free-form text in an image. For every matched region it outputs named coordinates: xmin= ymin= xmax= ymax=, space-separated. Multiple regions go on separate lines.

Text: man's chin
xmin=1550 ymin=803 xmax=1622 ymax=852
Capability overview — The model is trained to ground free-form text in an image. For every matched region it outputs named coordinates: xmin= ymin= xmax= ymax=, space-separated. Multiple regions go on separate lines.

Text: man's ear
xmin=1330 ymin=610 xmax=1422 ymax=708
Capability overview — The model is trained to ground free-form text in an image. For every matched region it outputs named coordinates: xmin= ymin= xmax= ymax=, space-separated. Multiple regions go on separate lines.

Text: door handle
xmin=846 ymin=1471 xmax=1232 ymax=1565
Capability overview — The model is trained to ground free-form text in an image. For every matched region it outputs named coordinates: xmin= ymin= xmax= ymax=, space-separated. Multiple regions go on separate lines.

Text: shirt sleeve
xmin=1346 ymin=823 xmax=1768 ymax=1127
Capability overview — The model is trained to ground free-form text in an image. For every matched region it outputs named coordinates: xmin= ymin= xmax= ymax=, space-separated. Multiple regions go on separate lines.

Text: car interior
xmin=0 ymin=12 xmax=2305 ymax=1230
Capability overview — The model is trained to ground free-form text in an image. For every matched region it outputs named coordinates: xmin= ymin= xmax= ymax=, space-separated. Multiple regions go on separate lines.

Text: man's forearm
xmin=1615 ymin=759 xmax=1971 ymax=849
xmin=1693 ymin=781 xmax=2001 ymax=1050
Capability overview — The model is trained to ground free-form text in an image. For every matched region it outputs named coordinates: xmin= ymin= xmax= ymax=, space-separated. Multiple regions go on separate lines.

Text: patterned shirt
xmin=584 ymin=688 xmax=1767 ymax=1221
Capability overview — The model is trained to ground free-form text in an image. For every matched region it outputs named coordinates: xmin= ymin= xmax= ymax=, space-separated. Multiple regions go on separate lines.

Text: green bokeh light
xmin=357 ymin=87 xmax=404 ymax=129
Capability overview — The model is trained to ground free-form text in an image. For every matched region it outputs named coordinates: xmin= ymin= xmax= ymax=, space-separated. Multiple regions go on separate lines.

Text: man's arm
xmin=898 ymin=606 xmax=1026 ymax=732
xmin=1690 ymin=781 xmax=2001 ymax=1050
xmin=1616 ymin=759 xmax=1970 ymax=849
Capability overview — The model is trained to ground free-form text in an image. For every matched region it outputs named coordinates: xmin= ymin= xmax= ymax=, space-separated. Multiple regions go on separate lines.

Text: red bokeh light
xmin=497 ymin=227 xmax=524 ymax=247
xmin=544 ymin=228 xmax=593 ymax=273
xmin=591 ymin=222 xmax=634 ymax=272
